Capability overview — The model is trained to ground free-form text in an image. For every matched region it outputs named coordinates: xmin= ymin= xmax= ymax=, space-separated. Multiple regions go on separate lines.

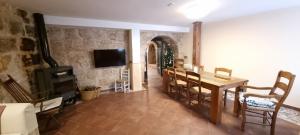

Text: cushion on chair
xmin=239 ymin=92 xmax=276 ymax=111
xmin=34 ymin=97 xmax=63 ymax=113
xmin=169 ymin=81 xmax=175 ymax=86
xmin=177 ymin=80 xmax=187 ymax=86
xmin=189 ymin=87 xmax=211 ymax=96
xmin=169 ymin=80 xmax=187 ymax=87
xmin=116 ymin=79 xmax=129 ymax=83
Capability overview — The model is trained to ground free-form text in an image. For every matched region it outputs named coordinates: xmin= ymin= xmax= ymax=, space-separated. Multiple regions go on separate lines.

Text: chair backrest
xmin=121 ymin=69 xmax=130 ymax=81
xmin=174 ymin=59 xmax=184 ymax=69
xmin=270 ymin=71 xmax=295 ymax=110
xmin=186 ymin=71 xmax=201 ymax=89
xmin=215 ymin=67 xmax=232 ymax=77
xmin=168 ymin=67 xmax=185 ymax=86
xmin=167 ymin=67 xmax=175 ymax=79
xmin=193 ymin=65 xmax=204 ymax=73
xmin=0 ymin=75 xmax=34 ymax=103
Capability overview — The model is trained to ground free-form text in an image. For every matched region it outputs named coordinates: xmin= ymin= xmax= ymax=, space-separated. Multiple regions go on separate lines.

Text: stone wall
xmin=47 ymin=25 xmax=129 ymax=90
xmin=0 ymin=2 xmax=43 ymax=102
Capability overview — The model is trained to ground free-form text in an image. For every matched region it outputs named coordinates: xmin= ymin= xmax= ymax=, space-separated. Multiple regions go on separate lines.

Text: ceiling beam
xmin=44 ymin=15 xmax=190 ymax=32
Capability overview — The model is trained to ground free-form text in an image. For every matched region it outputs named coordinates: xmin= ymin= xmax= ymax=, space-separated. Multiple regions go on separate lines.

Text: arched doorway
xmin=144 ymin=36 xmax=178 ymax=82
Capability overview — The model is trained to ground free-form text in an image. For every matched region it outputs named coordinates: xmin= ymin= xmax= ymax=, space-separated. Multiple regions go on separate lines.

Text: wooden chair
xmin=115 ymin=69 xmax=130 ymax=93
xmin=239 ymin=71 xmax=295 ymax=135
xmin=167 ymin=67 xmax=187 ymax=99
xmin=215 ymin=67 xmax=232 ymax=107
xmin=186 ymin=71 xmax=201 ymax=105
xmin=187 ymin=71 xmax=211 ymax=105
xmin=174 ymin=59 xmax=184 ymax=69
xmin=0 ymin=75 xmax=63 ymax=130
xmin=192 ymin=65 xmax=204 ymax=73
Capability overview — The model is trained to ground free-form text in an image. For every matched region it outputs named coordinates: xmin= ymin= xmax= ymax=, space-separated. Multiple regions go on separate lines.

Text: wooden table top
xmin=166 ymin=69 xmax=248 ymax=89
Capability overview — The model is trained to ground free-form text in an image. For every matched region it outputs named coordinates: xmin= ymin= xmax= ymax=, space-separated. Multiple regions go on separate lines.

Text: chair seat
xmin=189 ymin=87 xmax=211 ymax=96
xmin=116 ymin=79 xmax=129 ymax=83
xmin=169 ymin=80 xmax=187 ymax=87
xmin=239 ymin=92 xmax=276 ymax=111
xmin=34 ymin=97 xmax=63 ymax=113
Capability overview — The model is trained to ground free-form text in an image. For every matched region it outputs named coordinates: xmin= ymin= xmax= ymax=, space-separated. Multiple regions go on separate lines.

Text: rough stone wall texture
xmin=47 ymin=25 xmax=129 ymax=90
xmin=0 ymin=2 xmax=43 ymax=102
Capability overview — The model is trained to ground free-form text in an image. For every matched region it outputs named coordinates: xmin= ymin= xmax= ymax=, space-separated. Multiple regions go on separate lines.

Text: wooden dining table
xmin=162 ymin=69 xmax=248 ymax=124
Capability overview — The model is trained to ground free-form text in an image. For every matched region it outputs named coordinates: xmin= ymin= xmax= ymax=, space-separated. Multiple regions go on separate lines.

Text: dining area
xmin=162 ymin=61 xmax=296 ymax=135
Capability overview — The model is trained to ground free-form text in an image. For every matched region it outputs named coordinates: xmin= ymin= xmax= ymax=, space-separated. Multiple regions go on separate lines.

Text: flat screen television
xmin=94 ymin=49 xmax=126 ymax=68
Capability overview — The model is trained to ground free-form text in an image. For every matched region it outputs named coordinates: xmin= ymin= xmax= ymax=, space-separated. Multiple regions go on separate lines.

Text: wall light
xmin=179 ymin=0 xmax=221 ymax=20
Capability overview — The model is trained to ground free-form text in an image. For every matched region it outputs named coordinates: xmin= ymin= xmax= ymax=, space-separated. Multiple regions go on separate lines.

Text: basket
xmin=80 ymin=87 xmax=101 ymax=101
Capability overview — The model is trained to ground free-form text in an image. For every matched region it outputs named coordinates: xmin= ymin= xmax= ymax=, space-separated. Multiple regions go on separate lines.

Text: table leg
xmin=162 ymin=70 xmax=168 ymax=92
xmin=210 ymin=87 xmax=223 ymax=124
xmin=233 ymin=82 xmax=247 ymax=116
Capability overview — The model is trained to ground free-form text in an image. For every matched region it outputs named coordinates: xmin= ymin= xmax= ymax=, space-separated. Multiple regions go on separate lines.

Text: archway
xmin=144 ymin=36 xmax=178 ymax=82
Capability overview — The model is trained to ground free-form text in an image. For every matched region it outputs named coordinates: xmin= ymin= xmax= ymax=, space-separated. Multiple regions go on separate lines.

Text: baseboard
xmin=282 ymin=104 xmax=300 ymax=112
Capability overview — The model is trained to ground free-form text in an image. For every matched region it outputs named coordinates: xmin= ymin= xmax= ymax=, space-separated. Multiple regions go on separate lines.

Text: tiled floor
xmin=42 ymin=68 xmax=300 ymax=135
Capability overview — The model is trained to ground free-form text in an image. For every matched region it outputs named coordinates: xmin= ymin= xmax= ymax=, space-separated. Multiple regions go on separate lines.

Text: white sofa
xmin=1 ymin=103 xmax=39 ymax=135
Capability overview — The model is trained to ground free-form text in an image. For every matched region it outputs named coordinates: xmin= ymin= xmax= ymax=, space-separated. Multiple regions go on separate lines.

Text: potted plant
xmin=80 ymin=86 xmax=101 ymax=101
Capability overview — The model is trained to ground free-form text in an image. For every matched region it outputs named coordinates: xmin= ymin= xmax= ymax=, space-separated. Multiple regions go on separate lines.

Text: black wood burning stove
xmin=33 ymin=13 xmax=77 ymax=104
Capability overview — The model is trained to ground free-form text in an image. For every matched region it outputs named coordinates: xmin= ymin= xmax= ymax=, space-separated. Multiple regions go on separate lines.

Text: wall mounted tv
xmin=94 ymin=49 xmax=126 ymax=68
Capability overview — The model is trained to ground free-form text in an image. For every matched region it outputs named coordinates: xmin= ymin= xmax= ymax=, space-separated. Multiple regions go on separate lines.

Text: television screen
xmin=94 ymin=49 xmax=126 ymax=68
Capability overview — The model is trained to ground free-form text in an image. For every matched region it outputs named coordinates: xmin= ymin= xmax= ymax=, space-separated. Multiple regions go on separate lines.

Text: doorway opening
xmin=144 ymin=36 xmax=178 ymax=83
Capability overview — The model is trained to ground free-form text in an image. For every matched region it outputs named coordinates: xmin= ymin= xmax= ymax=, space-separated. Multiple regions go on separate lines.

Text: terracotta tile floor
xmin=43 ymin=69 xmax=300 ymax=135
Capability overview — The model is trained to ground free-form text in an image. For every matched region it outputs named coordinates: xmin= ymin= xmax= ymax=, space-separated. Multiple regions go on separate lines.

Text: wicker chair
xmin=0 ymin=75 xmax=63 ymax=130
xmin=215 ymin=67 xmax=232 ymax=107
xmin=167 ymin=67 xmax=187 ymax=99
xmin=174 ymin=59 xmax=184 ymax=69
xmin=239 ymin=71 xmax=295 ymax=135
xmin=192 ymin=65 xmax=204 ymax=73
xmin=186 ymin=71 xmax=201 ymax=105
xmin=114 ymin=69 xmax=130 ymax=93
xmin=187 ymin=70 xmax=211 ymax=105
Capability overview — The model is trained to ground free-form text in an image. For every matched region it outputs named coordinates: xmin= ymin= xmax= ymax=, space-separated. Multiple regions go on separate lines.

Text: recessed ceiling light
xmin=179 ymin=0 xmax=221 ymax=20
xmin=167 ymin=2 xmax=175 ymax=7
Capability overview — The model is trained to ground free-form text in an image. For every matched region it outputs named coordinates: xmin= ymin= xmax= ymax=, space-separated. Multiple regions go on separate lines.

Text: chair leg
xmin=176 ymin=87 xmax=180 ymax=99
xmin=241 ymin=103 xmax=246 ymax=131
xmin=114 ymin=82 xmax=117 ymax=92
xmin=263 ymin=111 xmax=267 ymax=124
xmin=197 ymin=94 xmax=200 ymax=105
xmin=123 ymin=82 xmax=126 ymax=93
xmin=224 ymin=89 xmax=228 ymax=107
xmin=271 ymin=112 xmax=278 ymax=135
xmin=237 ymin=103 xmax=241 ymax=117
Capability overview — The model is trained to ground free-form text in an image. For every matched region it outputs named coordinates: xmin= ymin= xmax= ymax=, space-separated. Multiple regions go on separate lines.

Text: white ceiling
xmin=4 ymin=0 xmax=300 ymax=26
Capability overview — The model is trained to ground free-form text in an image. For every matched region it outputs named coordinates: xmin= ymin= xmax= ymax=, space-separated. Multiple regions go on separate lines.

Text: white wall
xmin=202 ymin=7 xmax=300 ymax=108
xmin=45 ymin=15 xmax=189 ymax=32
xmin=181 ymin=25 xmax=194 ymax=67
